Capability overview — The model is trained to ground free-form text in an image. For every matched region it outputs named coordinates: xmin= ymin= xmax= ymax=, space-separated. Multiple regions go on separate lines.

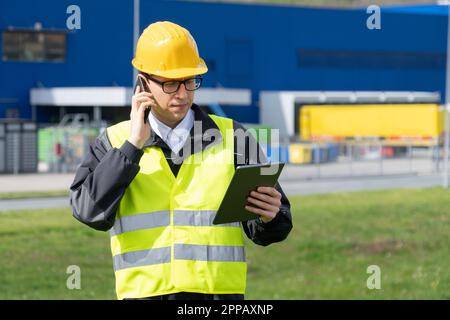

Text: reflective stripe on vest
xmin=111 ymin=210 xmax=242 ymax=271
xmin=110 ymin=211 xmax=170 ymax=236
xmin=111 ymin=210 xmax=240 ymax=237
xmin=174 ymin=210 xmax=239 ymax=227
xmin=113 ymin=247 xmax=171 ymax=271
xmin=113 ymin=244 xmax=245 ymax=271
xmin=174 ymin=244 xmax=245 ymax=262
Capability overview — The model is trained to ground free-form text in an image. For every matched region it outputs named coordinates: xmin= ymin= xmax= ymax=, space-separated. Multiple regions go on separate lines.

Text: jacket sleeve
xmin=69 ymin=130 xmax=144 ymax=231
xmin=233 ymin=121 xmax=293 ymax=246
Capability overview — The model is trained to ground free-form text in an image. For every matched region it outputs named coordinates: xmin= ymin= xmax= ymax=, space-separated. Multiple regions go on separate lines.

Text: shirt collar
xmin=142 ymin=103 xmax=222 ymax=151
xmin=148 ymin=108 xmax=194 ymax=143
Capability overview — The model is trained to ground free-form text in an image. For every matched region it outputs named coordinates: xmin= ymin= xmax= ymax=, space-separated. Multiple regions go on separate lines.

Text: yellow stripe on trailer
xmin=300 ymin=104 xmax=443 ymax=141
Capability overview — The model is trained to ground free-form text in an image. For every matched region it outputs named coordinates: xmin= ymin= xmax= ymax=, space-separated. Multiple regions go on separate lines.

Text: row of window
xmin=3 ymin=30 xmax=444 ymax=70
xmin=3 ymin=30 xmax=66 ymax=62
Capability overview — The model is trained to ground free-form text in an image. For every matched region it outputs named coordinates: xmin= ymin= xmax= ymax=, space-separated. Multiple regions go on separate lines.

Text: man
xmin=69 ymin=21 xmax=292 ymax=300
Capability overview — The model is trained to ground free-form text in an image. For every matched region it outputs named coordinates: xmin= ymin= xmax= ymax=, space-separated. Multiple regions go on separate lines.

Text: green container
xmin=241 ymin=123 xmax=272 ymax=144
xmin=38 ymin=127 xmax=100 ymax=162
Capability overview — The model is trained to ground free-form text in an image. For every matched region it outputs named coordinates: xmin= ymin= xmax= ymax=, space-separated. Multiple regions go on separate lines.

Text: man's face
xmin=142 ymin=74 xmax=195 ymax=128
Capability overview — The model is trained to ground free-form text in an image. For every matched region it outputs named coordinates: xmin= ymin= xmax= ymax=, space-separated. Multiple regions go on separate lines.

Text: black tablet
xmin=213 ymin=162 xmax=285 ymax=225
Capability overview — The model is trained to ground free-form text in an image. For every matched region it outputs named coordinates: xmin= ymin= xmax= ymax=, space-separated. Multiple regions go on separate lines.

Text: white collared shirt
xmin=148 ymin=109 xmax=194 ymax=154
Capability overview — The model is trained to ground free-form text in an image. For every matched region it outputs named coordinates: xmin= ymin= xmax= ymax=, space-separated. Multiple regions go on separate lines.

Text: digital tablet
xmin=213 ymin=162 xmax=285 ymax=225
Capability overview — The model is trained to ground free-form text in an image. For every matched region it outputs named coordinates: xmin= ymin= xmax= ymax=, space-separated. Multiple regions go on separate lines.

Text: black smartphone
xmin=134 ymin=76 xmax=151 ymax=124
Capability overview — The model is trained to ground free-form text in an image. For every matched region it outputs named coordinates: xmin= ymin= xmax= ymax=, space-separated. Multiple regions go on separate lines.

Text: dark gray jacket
xmin=69 ymin=104 xmax=293 ymax=247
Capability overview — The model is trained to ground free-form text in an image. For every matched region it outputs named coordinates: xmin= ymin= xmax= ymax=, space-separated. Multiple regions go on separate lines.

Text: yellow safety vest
xmin=106 ymin=115 xmax=246 ymax=299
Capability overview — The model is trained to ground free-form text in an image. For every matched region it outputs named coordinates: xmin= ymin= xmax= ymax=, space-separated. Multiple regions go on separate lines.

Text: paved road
xmin=0 ymin=173 xmax=74 ymax=193
xmin=280 ymin=172 xmax=443 ymax=195
xmin=0 ymin=197 xmax=70 ymax=211
xmin=1 ymin=158 xmax=447 ymax=211
xmin=0 ymin=158 xmax=441 ymax=193
xmin=0 ymin=172 xmax=445 ymax=211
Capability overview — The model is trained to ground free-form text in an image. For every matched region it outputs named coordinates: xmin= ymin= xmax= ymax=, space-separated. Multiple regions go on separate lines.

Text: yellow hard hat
xmin=132 ymin=21 xmax=208 ymax=79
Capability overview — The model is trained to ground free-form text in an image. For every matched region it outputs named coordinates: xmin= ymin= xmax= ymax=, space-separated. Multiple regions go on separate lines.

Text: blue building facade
xmin=0 ymin=0 xmax=447 ymax=124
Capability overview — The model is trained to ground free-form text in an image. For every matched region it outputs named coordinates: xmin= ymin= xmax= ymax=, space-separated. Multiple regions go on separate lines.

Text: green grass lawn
xmin=1 ymin=187 xmax=449 ymax=299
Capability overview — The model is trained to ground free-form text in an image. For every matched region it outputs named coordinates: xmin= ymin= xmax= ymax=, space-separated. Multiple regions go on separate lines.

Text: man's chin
xmin=170 ymin=104 xmax=192 ymax=119
xmin=170 ymin=103 xmax=190 ymax=114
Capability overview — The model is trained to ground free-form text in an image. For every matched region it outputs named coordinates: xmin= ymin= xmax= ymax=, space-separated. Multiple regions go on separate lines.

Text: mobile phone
xmin=134 ymin=76 xmax=151 ymax=124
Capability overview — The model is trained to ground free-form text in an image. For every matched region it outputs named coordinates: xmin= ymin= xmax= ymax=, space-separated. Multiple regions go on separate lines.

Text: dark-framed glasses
xmin=143 ymin=73 xmax=203 ymax=94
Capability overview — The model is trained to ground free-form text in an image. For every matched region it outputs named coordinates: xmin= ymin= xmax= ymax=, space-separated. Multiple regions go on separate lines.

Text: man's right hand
xmin=128 ymin=81 xmax=155 ymax=149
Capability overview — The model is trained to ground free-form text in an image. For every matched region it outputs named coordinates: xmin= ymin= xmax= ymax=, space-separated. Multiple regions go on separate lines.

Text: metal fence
xmin=37 ymin=114 xmax=106 ymax=173
xmin=0 ymin=120 xmax=37 ymax=174
xmin=265 ymin=139 xmax=443 ymax=180
xmin=28 ymin=115 xmax=447 ymax=179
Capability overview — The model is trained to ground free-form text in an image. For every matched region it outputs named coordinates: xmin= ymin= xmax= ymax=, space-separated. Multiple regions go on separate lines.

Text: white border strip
xmin=30 ymin=87 xmax=252 ymax=106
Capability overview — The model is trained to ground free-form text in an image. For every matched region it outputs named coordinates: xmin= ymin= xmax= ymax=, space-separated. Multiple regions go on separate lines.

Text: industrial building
xmin=1 ymin=0 xmax=447 ymax=123
xmin=0 ymin=0 xmax=448 ymax=172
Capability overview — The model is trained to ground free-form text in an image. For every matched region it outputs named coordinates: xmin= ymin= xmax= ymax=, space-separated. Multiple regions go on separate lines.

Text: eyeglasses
xmin=142 ymin=73 xmax=203 ymax=94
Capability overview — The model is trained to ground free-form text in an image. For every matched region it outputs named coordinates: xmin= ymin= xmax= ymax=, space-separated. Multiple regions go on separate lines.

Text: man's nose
xmin=175 ymin=82 xmax=188 ymax=99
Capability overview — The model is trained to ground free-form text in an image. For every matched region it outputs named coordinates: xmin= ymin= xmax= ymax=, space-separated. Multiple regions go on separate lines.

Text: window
xmin=297 ymin=48 xmax=445 ymax=70
xmin=5 ymin=108 xmax=20 ymax=119
xmin=2 ymin=30 xmax=66 ymax=62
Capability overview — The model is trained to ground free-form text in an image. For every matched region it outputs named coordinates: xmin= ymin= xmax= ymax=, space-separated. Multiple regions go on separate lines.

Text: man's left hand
xmin=245 ymin=186 xmax=282 ymax=223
